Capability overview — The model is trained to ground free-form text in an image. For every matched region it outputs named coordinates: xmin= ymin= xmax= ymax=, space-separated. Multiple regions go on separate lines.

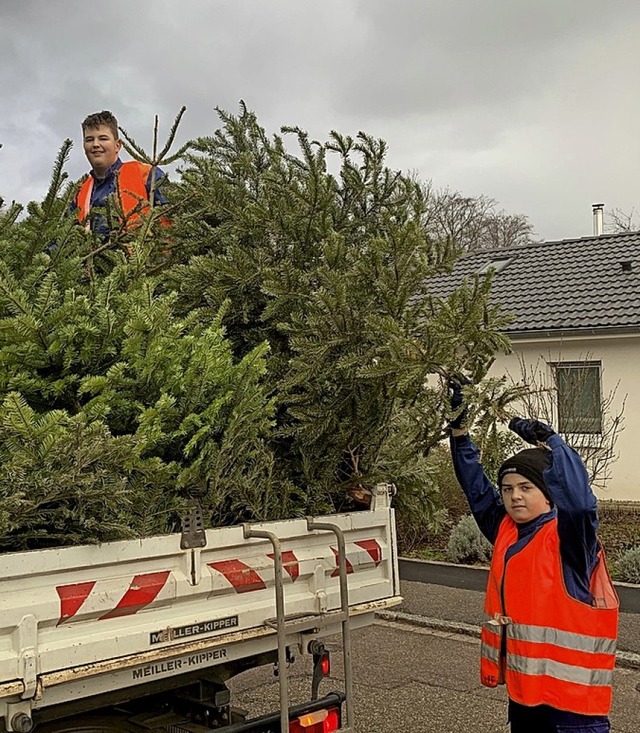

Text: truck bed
xmin=0 ymin=487 xmax=400 ymax=721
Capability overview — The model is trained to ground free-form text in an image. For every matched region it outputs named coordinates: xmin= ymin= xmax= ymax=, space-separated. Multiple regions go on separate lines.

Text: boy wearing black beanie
xmin=448 ymin=389 xmax=618 ymax=733
xmin=497 ymin=448 xmax=553 ymax=524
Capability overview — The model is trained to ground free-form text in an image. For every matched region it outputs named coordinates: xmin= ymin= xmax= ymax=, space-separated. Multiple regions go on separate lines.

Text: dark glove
xmin=448 ymin=379 xmax=468 ymax=430
xmin=508 ymin=417 xmax=555 ymax=445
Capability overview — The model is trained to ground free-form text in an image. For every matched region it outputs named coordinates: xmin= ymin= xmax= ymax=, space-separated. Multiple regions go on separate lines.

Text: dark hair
xmin=81 ymin=110 xmax=119 ymax=140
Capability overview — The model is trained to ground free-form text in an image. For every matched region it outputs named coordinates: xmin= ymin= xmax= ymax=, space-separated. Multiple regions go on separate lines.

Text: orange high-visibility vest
xmin=481 ymin=516 xmax=618 ymax=716
xmin=76 ymin=161 xmax=152 ymax=229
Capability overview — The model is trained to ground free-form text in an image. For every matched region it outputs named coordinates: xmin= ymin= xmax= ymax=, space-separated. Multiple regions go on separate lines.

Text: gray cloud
xmin=2 ymin=0 xmax=640 ymax=239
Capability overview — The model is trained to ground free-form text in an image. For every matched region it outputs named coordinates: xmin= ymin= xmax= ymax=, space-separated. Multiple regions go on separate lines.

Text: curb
xmin=376 ymin=609 xmax=640 ymax=671
xmin=376 ymin=610 xmax=479 ymax=639
xmin=398 ymin=558 xmax=640 ymax=614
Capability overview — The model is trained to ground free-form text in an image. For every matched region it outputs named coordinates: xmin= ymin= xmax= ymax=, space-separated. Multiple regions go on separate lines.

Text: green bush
xmin=615 ymin=546 xmax=640 ymax=585
xmin=446 ymin=514 xmax=493 ymax=565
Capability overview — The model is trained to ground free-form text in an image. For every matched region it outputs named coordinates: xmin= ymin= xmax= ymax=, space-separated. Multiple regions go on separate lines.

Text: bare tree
xmin=507 ymin=355 xmax=626 ymax=492
xmin=605 ymin=207 xmax=640 ymax=234
xmin=476 ymin=210 xmax=534 ymax=250
xmin=411 ymin=180 xmax=534 ymax=252
xmin=432 ymin=190 xmax=494 ymax=250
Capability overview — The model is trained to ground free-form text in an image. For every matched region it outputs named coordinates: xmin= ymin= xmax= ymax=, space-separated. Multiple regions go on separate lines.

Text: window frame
xmin=551 ymin=360 xmax=603 ymax=435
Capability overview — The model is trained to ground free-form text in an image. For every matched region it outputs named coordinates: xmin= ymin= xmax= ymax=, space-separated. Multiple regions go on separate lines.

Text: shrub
xmin=615 ymin=546 xmax=640 ymax=585
xmin=446 ymin=514 xmax=493 ymax=565
xmin=598 ymin=502 xmax=640 ymax=556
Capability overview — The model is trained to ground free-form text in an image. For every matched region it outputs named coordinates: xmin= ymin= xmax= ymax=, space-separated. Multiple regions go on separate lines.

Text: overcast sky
xmin=2 ymin=0 xmax=640 ymax=241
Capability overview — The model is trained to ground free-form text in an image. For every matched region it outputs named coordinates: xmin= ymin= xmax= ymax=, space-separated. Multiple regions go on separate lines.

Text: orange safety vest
xmin=481 ymin=516 xmax=618 ymax=716
xmin=76 ymin=161 xmax=153 ymax=229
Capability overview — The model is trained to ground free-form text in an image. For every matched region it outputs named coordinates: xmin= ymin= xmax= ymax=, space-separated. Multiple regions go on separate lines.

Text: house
xmin=431 ymin=227 xmax=640 ymax=502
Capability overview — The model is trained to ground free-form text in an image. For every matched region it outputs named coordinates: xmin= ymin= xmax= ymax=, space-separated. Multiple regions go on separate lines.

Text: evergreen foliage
xmin=0 ymin=104 xmax=519 ymax=550
xmin=446 ymin=514 xmax=493 ymax=565
xmin=169 ymin=104 xmax=515 ymax=526
xmin=0 ymin=135 xmax=275 ymax=550
xmin=614 ymin=546 xmax=640 ymax=585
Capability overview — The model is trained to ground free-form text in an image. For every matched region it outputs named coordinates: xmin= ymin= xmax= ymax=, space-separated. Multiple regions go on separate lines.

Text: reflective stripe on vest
xmin=509 ymin=621 xmax=617 ymax=656
xmin=481 ymin=622 xmax=615 ymax=684
xmin=507 ymin=652 xmax=613 ymax=688
xmin=481 ymin=515 xmax=619 ymax=715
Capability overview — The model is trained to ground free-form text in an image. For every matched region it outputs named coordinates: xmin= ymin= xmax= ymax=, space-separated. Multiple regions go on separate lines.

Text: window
xmin=554 ymin=361 xmax=602 ymax=434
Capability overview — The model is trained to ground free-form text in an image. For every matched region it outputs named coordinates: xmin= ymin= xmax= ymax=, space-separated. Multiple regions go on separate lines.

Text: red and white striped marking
xmin=208 ymin=539 xmax=383 ymax=591
xmin=207 ymin=560 xmax=268 ymax=594
xmin=331 ymin=539 xmax=382 ymax=578
xmin=54 ymin=538 xmax=383 ymax=619
xmin=56 ymin=571 xmax=172 ymax=625
xmin=267 ymin=550 xmax=301 ymax=582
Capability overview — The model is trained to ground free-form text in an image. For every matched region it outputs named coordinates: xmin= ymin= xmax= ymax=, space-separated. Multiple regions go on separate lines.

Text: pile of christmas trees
xmin=0 ymin=106 xmax=512 ymax=551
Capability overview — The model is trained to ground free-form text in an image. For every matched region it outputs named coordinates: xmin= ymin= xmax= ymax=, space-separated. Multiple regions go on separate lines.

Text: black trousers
xmin=508 ymin=700 xmax=611 ymax=733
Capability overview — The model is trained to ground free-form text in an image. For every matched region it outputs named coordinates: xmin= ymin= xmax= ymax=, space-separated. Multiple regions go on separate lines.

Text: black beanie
xmin=498 ymin=448 xmax=551 ymax=501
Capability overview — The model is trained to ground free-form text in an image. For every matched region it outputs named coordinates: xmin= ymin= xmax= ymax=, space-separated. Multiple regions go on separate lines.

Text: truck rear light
xmin=319 ymin=652 xmax=330 ymax=677
xmin=309 ymin=640 xmax=331 ymax=701
xmin=289 ymin=706 xmax=340 ymax=732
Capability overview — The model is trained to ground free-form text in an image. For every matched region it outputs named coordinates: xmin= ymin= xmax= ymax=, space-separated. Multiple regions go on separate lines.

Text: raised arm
xmin=450 ymin=433 xmax=506 ymax=544
xmin=448 ymin=381 xmax=505 ymax=544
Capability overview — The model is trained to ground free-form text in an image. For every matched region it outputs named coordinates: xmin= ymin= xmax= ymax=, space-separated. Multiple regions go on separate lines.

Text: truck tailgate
xmin=0 ymin=496 xmax=399 ymax=703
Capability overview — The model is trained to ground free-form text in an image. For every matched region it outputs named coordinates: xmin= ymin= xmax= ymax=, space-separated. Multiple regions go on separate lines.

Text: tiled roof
xmin=428 ymin=231 xmax=640 ymax=335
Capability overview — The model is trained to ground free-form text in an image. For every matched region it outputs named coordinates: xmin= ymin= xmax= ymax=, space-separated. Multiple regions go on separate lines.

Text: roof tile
xmin=428 ymin=231 xmax=640 ymax=334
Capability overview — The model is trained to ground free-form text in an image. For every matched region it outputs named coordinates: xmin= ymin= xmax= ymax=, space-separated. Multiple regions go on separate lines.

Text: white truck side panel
xmin=0 ymin=493 xmax=400 ymax=718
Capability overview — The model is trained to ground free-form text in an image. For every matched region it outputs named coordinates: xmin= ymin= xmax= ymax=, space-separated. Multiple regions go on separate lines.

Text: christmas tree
xmin=0 ymin=106 xmax=517 ymax=550
xmin=168 ymin=104 xmax=515 ymax=531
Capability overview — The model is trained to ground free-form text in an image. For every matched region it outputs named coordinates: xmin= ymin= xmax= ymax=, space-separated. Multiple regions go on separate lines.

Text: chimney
xmin=592 ymin=203 xmax=604 ymax=236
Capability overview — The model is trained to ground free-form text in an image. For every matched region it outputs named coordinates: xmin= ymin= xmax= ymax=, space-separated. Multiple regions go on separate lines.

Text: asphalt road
xmin=223 ymin=565 xmax=640 ymax=731
xmin=229 ymin=613 xmax=640 ymax=732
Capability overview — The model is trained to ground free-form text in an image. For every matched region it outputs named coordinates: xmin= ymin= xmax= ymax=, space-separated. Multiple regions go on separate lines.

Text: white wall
xmin=490 ymin=333 xmax=640 ymax=502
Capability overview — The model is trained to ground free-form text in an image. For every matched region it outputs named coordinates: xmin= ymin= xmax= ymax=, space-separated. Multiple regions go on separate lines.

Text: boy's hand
xmin=508 ymin=417 xmax=555 ymax=444
xmin=448 ymin=378 xmax=469 ymax=430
